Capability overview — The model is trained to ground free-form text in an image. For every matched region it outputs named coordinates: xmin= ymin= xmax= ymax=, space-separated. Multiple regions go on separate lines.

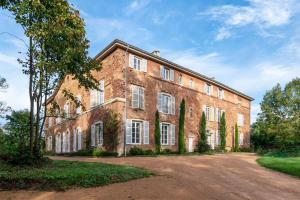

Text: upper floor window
xmin=179 ymin=74 xmax=183 ymax=86
xmin=205 ymin=106 xmax=210 ymax=121
xmin=129 ymin=54 xmax=147 ymax=72
xmin=189 ymin=79 xmax=194 ymax=88
xmin=218 ymin=88 xmax=224 ymax=99
xmin=46 ymin=136 xmax=53 ymax=151
xmin=91 ymin=121 xmax=103 ymax=147
xmin=204 ymin=83 xmax=212 ymax=95
xmin=75 ymin=95 xmax=81 ymax=114
xmin=237 ymin=113 xmax=244 ymax=127
xmin=90 ymin=80 xmax=105 ymax=108
xmin=55 ymin=108 xmax=61 ymax=124
xmin=132 ymin=85 xmax=144 ymax=109
xmin=126 ymin=119 xmax=149 ymax=145
xmin=48 ymin=117 xmax=53 ymax=127
xmin=64 ymin=103 xmax=70 ymax=118
xmin=160 ymin=66 xmax=174 ymax=81
xmin=157 ymin=92 xmax=175 ymax=115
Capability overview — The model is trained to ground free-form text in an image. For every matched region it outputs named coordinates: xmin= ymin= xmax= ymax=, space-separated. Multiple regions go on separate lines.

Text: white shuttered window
xmin=90 ymin=80 xmax=105 ymax=108
xmin=157 ymin=92 xmax=175 ymax=115
xmin=126 ymin=120 xmax=150 ymax=145
xmin=129 ymin=54 xmax=147 ymax=72
xmin=132 ymin=85 xmax=144 ymax=109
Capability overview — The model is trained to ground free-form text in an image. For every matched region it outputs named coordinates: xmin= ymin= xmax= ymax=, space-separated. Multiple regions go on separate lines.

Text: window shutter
xmin=171 ymin=96 xmax=175 ymax=115
xmin=204 ymin=84 xmax=207 ymax=93
xmin=126 ymin=119 xmax=132 ymax=144
xmin=139 ymin=87 xmax=144 ymax=109
xmin=91 ymin=124 xmax=95 ymax=146
xmin=68 ymin=132 xmax=71 ymax=152
xmin=170 ymin=69 xmax=174 ymax=81
xmin=142 ymin=59 xmax=147 ymax=72
xmin=160 ymin=123 xmax=163 ymax=144
xmin=157 ymin=93 xmax=162 ymax=112
xmin=211 ymin=86 xmax=214 ymax=95
xmin=239 ymin=133 xmax=244 ymax=145
xmin=210 ymin=107 xmax=215 ymax=121
xmin=90 ymin=89 xmax=95 ymax=108
xmin=202 ymin=105 xmax=206 ymax=112
xmin=73 ymin=128 xmax=77 ymax=152
xmin=99 ymin=80 xmax=105 ymax=104
xmin=222 ymin=90 xmax=225 ymax=99
xmin=170 ymin=124 xmax=175 ymax=145
xmin=215 ymin=108 xmax=219 ymax=122
xmin=129 ymin=54 xmax=134 ymax=68
xmin=78 ymin=129 xmax=82 ymax=150
xmin=160 ymin=66 xmax=164 ymax=78
xmin=143 ymin=121 xmax=149 ymax=144
xmin=132 ymin=85 xmax=139 ymax=108
xmin=99 ymin=122 xmax=103 ymax=145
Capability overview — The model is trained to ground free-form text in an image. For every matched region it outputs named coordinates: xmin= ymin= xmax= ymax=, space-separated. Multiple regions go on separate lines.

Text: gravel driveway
xmin=1 ymin=153 xmax=300 ymax=200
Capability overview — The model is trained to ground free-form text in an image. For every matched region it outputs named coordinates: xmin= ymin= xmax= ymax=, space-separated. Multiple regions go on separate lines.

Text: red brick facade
xmin=45 ymin=40 xmax=252 ymax=155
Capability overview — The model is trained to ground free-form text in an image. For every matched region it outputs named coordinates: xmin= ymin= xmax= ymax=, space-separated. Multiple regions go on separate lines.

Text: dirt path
xmin=1 ymin=153 xmax=300 ymax=200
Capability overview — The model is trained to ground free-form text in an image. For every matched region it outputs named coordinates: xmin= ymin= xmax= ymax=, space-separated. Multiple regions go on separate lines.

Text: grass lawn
xmin=257 ymin=156 xmax=300 ymax=178
xmin=0 ymin=160 xmax=152 ymax=191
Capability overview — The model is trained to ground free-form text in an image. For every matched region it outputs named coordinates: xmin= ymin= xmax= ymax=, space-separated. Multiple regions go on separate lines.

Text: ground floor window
xmin=55 ymin=133 xmax=61 ymax=153
xmin=131 ymin=120 xmax=142 ymax=144
xmin=91 ymin=121 xmax=103 ymax=147
xmin=161 ymin=123 xmax=170 ymax=145
xmin=73 ymin=128 xmax=82 ymax=152
xmin=47 ymin=136 xmax=52 ymax=151
xmin=239 ymin=132 xmax=244 ymax=145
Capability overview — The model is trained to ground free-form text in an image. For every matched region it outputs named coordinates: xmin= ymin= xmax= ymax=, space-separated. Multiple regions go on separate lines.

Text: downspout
xmin=123 ymin=44 xmax=129 ymax=157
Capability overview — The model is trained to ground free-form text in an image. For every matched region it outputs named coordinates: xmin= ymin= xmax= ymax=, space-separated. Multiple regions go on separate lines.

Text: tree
xmin=178 ymin=99 xmax=185 ymax=154
xmin=103 ymin=110 xmax=120 ymax=152
xmin=220 ymin=112 xmax=226 ymax=150
xmin=154 ymin=110 xmax=161 ymax=153
xmin=1 ymin=110 xmax=31 ymax=164
xmin=198 ymin=111 xmax=210 ymax=153
xmin=234 ymin=123 xmax=239 ymax=152
xmin=1 ymin=0 xmax=100 ymax=159
xmin=0 ymin=76 xmax=10 ymax=118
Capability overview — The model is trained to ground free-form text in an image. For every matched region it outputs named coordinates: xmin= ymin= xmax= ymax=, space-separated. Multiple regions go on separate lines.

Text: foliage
xmin=234 ymin=123 xmax=239 ymax=152
xmin=0 ymin=160 xmax=152 ymax=191
xmin=0 ymin=110 xmax=34 ymax=165
xmin=198 ymin=140 xmax=211 ymax=153
xmin=198 ymin=111 xmax=210 ymax=153
xmin=251 ymin=78 xmax=300 ymax=150
xmin=220 ymin=112 xmax=226 ymax=150
xmin=178 ymin=99 xmax=185 ymax=154
xmin=1 ymin=0 xmax=100 ymax=160
xmin=103 ymin=110 xmax=120 ymax=152
xmin=129 ymin=146 xmax=145 ymax=156
xmin=0 ymin=76 xmax=10 ymax=118
xmin=154 ymin=110 xmax=161 ymax=154
xmin=257 ymin=156 xmax=300 ymax=178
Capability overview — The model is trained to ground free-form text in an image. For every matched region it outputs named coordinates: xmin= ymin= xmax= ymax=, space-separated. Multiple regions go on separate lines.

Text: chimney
xmin=152 ymin=50 xmax=160 ymax=57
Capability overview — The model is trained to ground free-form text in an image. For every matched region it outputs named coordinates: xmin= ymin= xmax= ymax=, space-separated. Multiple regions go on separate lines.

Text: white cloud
xmin=202 ymin=0 xmax=300 ymax=40
xmin=0 ymin=53 xmax=19 ymax=67
xmin=216 ymin=27 xmax=231 ymax=41
xmin=125 ymin=0 xmax=151 ymax=15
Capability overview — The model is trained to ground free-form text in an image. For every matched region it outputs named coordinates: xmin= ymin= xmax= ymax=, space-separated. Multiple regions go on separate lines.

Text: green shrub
xmin=144 ymin=149 xmax=155 ymax=155
xmin=129 ymin=146 xmax=144 ymax=155
xmin=161 ymin=148 xmax=174 ymax=154
xmin=198 ymin=140 xmax=211 ymax=153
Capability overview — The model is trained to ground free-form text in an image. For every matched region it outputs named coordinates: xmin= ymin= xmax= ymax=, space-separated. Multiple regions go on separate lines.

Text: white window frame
xmin=133 ymin=56 xmax=141 ymax=70
xmin=218 ymin=88 xmax=224 ymax=99
xmin=205 ymin=83 xmax=212 ymax=95
xmin=161 ymin=123 xmax=170 ymax=145
xmin=179 ymin=74 xmax=183 ymax=86
xmin=91 ymin=121 xmax=103 ymax=147
xmin=90 ymin=80 xmax=105 ymax=108
xmin=131 ymin=120 xmax=142 ymax=144
xmin=238 ymin=113 xmax=244 ymax=127
xmin=189 ymin=79 xmax=194 ymax=88
xmin=132 ymin=85 xmax=144 ymax=109
xmin=160 ymin=66 xmax=174 ymax=81
xmin=205 ymin=106 xmax=210 ymax=121
xmin=157 ymin=92 xmax=175 ymax=115
xmin=239 ymin=132 xmax=244 ymax=145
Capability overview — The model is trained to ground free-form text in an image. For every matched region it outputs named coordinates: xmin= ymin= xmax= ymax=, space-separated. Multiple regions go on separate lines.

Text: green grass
xmin=257 ymin=156 xmax=300 ymax=178
xmin=0 ymin=160 xmax=152 ymax=191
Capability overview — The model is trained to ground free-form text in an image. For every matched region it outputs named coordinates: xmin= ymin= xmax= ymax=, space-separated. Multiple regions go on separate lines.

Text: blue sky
xmin=1 ymin=0 xmax=300 ymax=125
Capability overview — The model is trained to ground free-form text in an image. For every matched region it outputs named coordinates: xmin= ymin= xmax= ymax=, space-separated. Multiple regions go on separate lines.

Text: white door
xmin=188 ymin=136 xmax=194 ymax=152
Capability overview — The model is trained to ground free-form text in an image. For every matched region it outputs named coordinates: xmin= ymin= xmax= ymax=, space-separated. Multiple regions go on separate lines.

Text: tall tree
xmin=199 ymin=111 xmax=207 ymax=143
xmin=234 ymin=123 xmax=239 ymax=152
xmin=154 ymin=110 xmax=161 ymax=153
xmin=1 ymin=0 xmax=100 ymax=158
xmin=220 ymin=112 xmax=226 ymax=150
xmin=178 ymin=99 xmax=185 ymax=154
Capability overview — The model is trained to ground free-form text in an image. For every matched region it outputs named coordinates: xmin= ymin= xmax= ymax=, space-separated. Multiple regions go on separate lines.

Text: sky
xmin=1 ymin=0 xmax=300 ymax=125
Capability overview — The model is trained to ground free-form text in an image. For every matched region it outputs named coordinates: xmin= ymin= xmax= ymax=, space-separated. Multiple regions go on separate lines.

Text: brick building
xmin=45 ymin=39 xmax=253 ymax=155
